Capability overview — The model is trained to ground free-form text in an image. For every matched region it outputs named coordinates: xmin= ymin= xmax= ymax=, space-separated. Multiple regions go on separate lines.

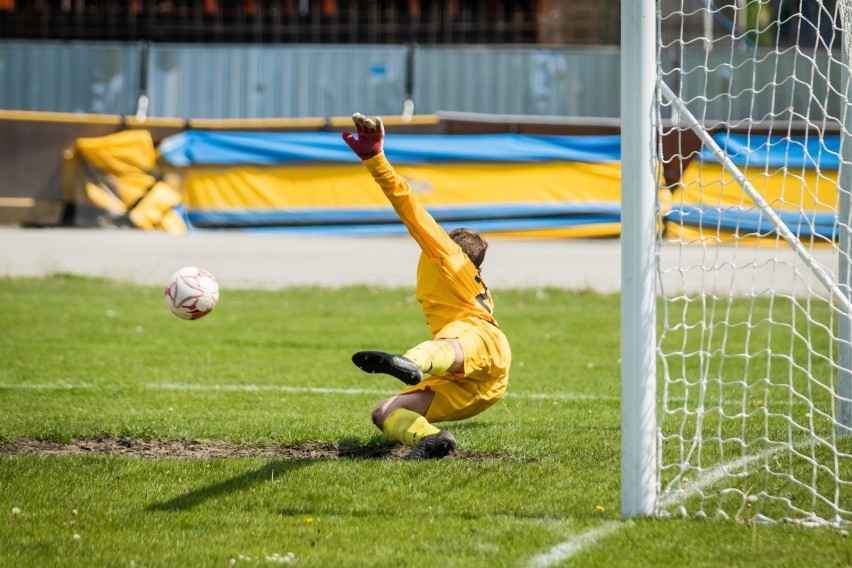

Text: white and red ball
xmin=164 ymin=266 xmax=220 ymax=320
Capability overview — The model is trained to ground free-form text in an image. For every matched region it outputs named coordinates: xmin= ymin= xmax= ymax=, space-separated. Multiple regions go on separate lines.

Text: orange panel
xmin=321 ymin=0 xmax=337 ymax=16
xmin=448 ymin=0 xmax=459 ymax=18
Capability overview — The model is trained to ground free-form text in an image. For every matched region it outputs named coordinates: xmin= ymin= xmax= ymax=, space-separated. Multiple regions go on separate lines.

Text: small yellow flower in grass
xmin=72 ymin=533 xmax=81 ymax=541
xmin=11 ymin=507 xmax=20 ymax=515
xmin=306 ymin=516 xmax=314 ymax=524
xmin=595 ymin=505 xmax=606 ymax=512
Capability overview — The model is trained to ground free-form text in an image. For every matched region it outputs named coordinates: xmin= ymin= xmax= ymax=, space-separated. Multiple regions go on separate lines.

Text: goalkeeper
xmin=342 ymin=113 xmax=512 ymax=460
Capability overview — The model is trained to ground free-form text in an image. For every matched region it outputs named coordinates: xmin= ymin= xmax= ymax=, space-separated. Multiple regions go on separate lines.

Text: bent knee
xmin=371 ymin=399 xmax=394 ymax=429
xmin=371 ymin=405 xmax=384 ymax=429
xmin=371 ymin=391 xmax=435 ymax=429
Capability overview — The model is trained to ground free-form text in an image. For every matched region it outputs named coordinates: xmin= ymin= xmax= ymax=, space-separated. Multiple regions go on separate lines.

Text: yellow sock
xmin=403 ymin=340 xmax=456 ymax=375
xmin=382 ymin=408 xmax=440 ymax=447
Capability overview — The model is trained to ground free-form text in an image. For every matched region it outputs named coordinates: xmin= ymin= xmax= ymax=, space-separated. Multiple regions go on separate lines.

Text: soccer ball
xmin=164 ymin=266 xmax=220 ymax=320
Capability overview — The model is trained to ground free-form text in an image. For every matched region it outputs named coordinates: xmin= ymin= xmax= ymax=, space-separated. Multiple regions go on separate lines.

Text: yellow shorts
xmin=400 ymin=317 xmax=511 ymax=423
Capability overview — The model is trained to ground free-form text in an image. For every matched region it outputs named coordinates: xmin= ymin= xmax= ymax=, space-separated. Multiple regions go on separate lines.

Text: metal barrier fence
xmin=0 ymin=40 xmax=843 ymax=121
xmin=146 ymin=43 xmax=409 ymax=119
xmin=0 ymin=41 xmax=622 ymax=119
xmin=0 ymin=41 xmax=141 ymax=116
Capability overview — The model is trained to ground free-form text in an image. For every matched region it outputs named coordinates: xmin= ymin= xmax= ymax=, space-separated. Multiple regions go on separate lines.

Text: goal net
xmin=654 ymin=0 xmax=852 ymax=526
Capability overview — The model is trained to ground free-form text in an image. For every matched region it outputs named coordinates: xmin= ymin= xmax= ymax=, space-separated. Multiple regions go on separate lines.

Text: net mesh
xmin=656 ymin=0 xmax=852 ymax=526
xmin=842 ymin=0 xmax=852 ymax=60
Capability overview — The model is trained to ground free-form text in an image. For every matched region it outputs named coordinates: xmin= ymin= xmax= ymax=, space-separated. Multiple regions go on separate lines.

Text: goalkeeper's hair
xmin=449 ymin=228 xmax=488 ymax=269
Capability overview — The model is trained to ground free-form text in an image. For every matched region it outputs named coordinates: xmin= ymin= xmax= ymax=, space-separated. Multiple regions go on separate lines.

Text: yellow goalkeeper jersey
xmin=364 ymin=154 xmax=498 ymax=335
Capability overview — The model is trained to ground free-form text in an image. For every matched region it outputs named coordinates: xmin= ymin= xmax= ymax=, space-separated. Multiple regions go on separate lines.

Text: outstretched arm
xmin=343 ymin=113 xmax=457 ymax=261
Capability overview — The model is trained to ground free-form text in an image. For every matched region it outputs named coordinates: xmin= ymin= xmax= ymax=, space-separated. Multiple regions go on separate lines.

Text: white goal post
xmin=621 ymin=0 xmax=659 ymax=519
xmin=622 ymin=0 xmax=852 ymax=526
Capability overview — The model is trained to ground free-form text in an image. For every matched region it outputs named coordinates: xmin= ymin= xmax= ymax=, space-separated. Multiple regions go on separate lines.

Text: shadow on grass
xmin=146 ymin=440 xmax=404 ymax=512
xmin=147 ymin=460 xmax=311 ymax=512
xmin=145 ymin=438 xmax=511 ymax=512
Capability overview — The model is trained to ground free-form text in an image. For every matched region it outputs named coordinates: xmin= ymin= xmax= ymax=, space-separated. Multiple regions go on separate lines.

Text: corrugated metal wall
xmin=1 ymin=41 xmax=628 ymax=119
xmin=146 ymin=44 xmax=409 ymax=119
xmin=0 ymin=41 xmax=141 ymax=115
xmin=0 ymin=40 xmax=844 ymax=122
xmin=413 ymin=46 xmax=620 ymax=117
xmin=660 ymin=49 xmax=844 ymax=126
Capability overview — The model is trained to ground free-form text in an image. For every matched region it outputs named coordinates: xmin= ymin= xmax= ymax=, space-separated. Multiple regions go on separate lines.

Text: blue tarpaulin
xmin=159 ymin=131 xmax=623 ymax=167
xmin=700 ymin=133 xmax=841 ymax=169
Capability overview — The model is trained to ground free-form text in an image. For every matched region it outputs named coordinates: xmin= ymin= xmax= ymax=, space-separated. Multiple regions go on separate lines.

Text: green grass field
xmin=1 ymin=275 xmax=850 ymax=567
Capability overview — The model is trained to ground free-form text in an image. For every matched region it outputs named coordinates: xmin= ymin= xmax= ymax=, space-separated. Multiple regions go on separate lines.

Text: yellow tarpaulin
xmin=66 ymin=130 xmax=186 ymax=234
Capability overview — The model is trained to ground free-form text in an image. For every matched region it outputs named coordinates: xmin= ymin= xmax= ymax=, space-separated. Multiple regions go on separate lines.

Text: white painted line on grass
xmin=658 ymin=447 xmax=776 ymax=509
xmin=0 ymin=382 xmax=812 ymax=411
xmin=0 ymin=381 xmax=616 ymax=403
xmin=526 ymin=521 xmax=622 ymax=567
xmin=146 ymin=382 xmax=620 ymax=402
xmin=0 ymin=381 xmax=617 ymax=401
xmin=522 ymin=448 xmax=777 ymax=567
xmin=0 ymin=382 xmax=94 ymax=390
xmin=150 ymin=382 xmax=393 ymax=396
xmin=149 ymin=384 xmax=809 ymax=409
xmin=507 ymin=391 xmax=619 ymax=402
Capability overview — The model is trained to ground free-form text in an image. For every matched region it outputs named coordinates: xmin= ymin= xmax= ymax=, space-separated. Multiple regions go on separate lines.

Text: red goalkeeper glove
xmin=342 ymin=113 xmax=385 ymax=160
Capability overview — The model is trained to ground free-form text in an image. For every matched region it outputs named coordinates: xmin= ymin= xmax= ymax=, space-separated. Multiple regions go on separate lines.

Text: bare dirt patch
xmin=0 ymin=435 xmax=505 ymax=461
